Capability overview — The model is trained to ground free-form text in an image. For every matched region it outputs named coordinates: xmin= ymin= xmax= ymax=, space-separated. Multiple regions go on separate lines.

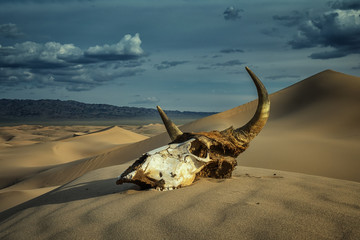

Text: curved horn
xmin=157 ymin=106 xmax=183 ymax=141
xmin=235 ymin=67 xmax=270 ymax=141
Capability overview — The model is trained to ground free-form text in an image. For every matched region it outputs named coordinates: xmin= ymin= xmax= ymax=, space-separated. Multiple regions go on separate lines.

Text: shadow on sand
xmin=0 ymin=178 xmax=140 ymax=222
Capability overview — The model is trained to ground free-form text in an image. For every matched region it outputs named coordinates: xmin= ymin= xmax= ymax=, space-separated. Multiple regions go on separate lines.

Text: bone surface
xmin=117 ymin=139 xmax=211 ymax=190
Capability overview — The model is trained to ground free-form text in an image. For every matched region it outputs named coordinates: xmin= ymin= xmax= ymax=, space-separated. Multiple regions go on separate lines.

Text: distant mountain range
xmin=0 ymin=99 xmax=217 ymax=124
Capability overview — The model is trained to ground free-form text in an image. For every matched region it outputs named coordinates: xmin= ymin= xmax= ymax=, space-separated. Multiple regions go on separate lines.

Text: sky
xmin=0 ymin=0 xmax=359 ymax=112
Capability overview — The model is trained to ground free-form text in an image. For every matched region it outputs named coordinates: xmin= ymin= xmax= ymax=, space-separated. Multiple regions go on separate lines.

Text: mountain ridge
xmin=0 ymin=99 xmax=217 ymax=124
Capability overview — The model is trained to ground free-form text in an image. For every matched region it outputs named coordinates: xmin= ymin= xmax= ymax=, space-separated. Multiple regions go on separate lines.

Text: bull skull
xmin=116 ymin=67 xmax=270 ymax=190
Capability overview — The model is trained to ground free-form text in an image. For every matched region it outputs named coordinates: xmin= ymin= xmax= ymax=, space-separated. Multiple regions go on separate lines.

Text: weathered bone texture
xmin=117 ymin=67 xmax=270 ymax=190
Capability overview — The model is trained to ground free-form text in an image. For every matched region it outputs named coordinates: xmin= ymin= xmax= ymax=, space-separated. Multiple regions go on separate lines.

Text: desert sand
xmin=0 ymin=70 xmax=359 ymax=239
xmin=0 ymin=126 xmax=149 ymax=211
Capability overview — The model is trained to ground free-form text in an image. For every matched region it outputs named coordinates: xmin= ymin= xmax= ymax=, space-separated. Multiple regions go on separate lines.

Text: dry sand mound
xmin=0 ymin=165 xmax=359 ymax=240
xmin=0 ymin=70 xmax=359 ymax=238
xmin=121 ymin=123 xmax=166 ymax=137
xmin=0 ymin=126 xmax=148 ymax=211
xmin=0 ymin=125 xmax=109 ymax=148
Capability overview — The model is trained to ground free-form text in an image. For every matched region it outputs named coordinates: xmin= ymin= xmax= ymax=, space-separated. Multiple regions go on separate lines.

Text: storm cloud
xmin=289 ymin=9 xmax=360 ymax=59
xmin=275 ymin=1 xmax=360 ymax=59
xmin=0 ymin=41 xmax=82 ymax=68
xmin=329 ymin=0 xmax=360 ymax=10
xmin=0 ymin=34 xmax=144 ymax=91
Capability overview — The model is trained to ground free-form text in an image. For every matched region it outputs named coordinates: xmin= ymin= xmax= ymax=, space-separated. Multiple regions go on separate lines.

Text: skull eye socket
xmin=189 ymin=140 xmax=208 ymax=158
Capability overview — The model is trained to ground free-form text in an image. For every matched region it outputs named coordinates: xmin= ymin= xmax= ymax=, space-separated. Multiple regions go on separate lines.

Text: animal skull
xmin=117 ymin=67 xmax=270 ymax=190
xmin=118 ymin=139 xmax=212 ymax=190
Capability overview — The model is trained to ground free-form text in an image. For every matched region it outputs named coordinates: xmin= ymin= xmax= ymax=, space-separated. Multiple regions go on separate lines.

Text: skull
xmin=116 ymin=67 xmax=270 ymax=190
xmin=117 ymin=139 xmax=211 ymax=190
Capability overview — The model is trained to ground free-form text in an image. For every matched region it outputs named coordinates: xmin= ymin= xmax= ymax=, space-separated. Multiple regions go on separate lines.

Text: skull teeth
xmin=156 ymin=186 xmax=177 ymax=191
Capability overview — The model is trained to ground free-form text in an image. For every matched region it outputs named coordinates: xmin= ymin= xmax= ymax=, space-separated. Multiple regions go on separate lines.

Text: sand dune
xmin=0 ymin=125 xmax=108 ymax=148
xmin=0 ymin=69 xmax=359 ymax=239
xmin=182 ymin=70 xmax=360 ymax=181
xmin=183 ymin=69 xmax=360 ymax=136
xmin=121 ymin=123 xmax=166 ymax=137
xmin=0 ymin=126 xmax=148 ymax=211
xmin=0 ymin=165 xmax=359 ymax=240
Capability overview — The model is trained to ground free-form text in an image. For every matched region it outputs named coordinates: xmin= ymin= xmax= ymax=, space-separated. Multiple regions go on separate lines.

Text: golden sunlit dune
xmin=0 ymin=70 xmax=359 ymax=239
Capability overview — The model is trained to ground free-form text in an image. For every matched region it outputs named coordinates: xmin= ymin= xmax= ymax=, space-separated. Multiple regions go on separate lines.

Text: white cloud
xmin=0 ymin=41 xmax=82 ymax=67
xmin=0 ymin=34 xmax=145 ymax=91
xmin=334 ymin=9 xmax=360 ymax=28
xmin=85 ymin=33 xmax=143 ymax=58
xmin=0 ymin=33 xmax=144 ymax=68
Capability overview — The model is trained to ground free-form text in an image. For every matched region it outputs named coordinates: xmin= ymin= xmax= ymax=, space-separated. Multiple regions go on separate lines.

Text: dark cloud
xmin=274 ymin=1 xmax=360 ymax=59
xmin=281 ymin=7 xmax=360 ymax=59
xmin=328 ymin=0 xmax=360 ymax=10
xmin=82 ymin=54 xmax=140 ymax=62
xmin=0 ymin=34 xmax=145 ymax=91
xmin=0 ymin=41 xmax=82 ymax=69
xmin=154 ymin=60 xmax=188 ymax=70
xmin=273 ymin=11 xmax=306 ymax=27
xmin=0 ymin=68 xmax=33 ymax=87
xmin=0 ymin=63 xmax=145 ymax=92
xmin=220 ymin=48 xmax=244 ymax=54
xmin=197 ymin=59 xmax=245 ymax=71
xmin=0 ymin=23 xmax=24 ymax=38
xmin=309 ymin=50 xmax=348 ymax=59
xmin=121 ymin=60 xmax=146 ymax=68
xmin=223 ymin=6 xmax=243 ymax=21
xmin=213 ymin=60 xmax=245 ymax=67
